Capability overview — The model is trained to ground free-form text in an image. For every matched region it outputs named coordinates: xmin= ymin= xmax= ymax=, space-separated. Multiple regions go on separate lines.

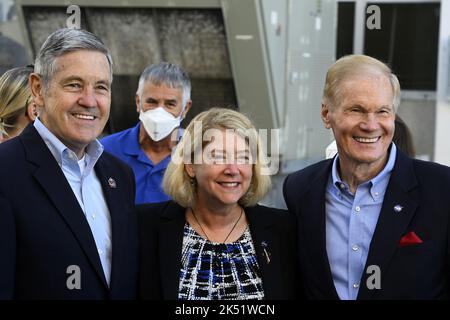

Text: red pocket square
xmin=399 ymin=231 xmax=423 ymax=247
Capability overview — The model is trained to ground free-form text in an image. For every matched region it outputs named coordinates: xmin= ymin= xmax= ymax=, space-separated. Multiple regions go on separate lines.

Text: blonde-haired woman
xmin=0 ymin=65 xmax=37 ymax=142
xmin=138 ymin=107 xmax=299 ymax=300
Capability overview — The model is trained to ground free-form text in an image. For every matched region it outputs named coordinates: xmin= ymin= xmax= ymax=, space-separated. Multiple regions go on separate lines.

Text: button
xmin=98 ymin=249 xmax=103 ymax=255
xmin=374 ymin=192 xmax=379 ymax=197
xmin=340 ymin=183 xmax=345 ymax=189
xmin=353 ymin=283 xmax=360 ymax=289
xmin=92 ymin=213 xmax=96 ymax=219
xmin=355 ymin=206 xmax=361 ymax=212
xmin=352 ymin=245 xmax=359 ymax=251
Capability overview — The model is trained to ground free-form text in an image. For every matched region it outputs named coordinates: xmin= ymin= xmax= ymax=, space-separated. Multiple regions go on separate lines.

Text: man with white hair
xmin=284 ymin=54 xmax=450 ymax=299
xmin=102 ymin=62 xmax=192 ymax=204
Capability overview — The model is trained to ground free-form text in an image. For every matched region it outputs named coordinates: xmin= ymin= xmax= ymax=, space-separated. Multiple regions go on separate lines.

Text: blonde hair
xmin=0 ymin=65 xmax=34 ymax=137
xmin=163 ymin=107 xmax=272 ymax=208
xmin=323 ymin=55 xmax=401 ymax=111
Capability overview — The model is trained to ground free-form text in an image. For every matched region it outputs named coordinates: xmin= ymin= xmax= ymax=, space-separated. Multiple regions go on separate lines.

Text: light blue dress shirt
xmin=325 ymin=143 xmax=397 ymax=300
xmin=34 ymin=118 xmax=112 ymax=286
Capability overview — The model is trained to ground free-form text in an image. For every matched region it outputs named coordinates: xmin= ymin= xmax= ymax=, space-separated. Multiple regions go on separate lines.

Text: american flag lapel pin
xmin=261 ymin=241 xmax=271 ymax=264
xmin=108 ymin=177 xmax=117 ymax=188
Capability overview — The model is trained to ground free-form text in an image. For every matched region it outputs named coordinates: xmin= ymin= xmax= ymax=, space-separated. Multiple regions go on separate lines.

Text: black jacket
xmin=138 ymin=201 xmax=300 ymax=300
xmin=283 ymin=148 xmax=450 ymax=299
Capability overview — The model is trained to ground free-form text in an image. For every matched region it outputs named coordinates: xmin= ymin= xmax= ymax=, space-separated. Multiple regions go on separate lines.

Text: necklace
xmin=191 ymin=207 xmax=244 ymax=243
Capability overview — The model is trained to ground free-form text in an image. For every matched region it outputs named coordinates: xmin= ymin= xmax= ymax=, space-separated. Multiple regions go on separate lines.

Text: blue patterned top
xmin=178 ymin=223 xmax=265 ymax=300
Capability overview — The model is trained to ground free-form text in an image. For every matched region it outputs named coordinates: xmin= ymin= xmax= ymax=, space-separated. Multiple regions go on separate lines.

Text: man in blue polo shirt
xmin=101 ymin=62 xmax=192 ymax=204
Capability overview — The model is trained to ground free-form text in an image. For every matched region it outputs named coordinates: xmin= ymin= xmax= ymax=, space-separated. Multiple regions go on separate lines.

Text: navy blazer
xmin=0 ymin=124 xmax=139 ymax=299
xmin=138 ymin=201 xmax=300 ymax=300
xmin=283 ymin=148 xmax=450 ymax=299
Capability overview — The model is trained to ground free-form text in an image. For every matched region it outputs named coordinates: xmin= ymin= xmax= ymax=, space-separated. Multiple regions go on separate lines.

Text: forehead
xmin=141 ymin=82 xmax=183 ymax=98
xmin=52 ymin=50 xmax=111 ymax=81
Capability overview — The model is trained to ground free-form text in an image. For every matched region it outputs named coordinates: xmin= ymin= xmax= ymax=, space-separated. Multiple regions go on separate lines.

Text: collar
xmin=122 ymin=122 xmax=142 ymax=156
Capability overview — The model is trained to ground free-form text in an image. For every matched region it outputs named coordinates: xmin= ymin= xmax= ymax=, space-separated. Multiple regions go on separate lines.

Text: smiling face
xmin=31 ymin=50 xmax=111 ymax=157
xmin=321 ymin=72 xmax=395 ymax=170
xmin=136 ymin=82 xmax=190 ymax=118
xmin=185 ymin=130 xmax=253 ymax=209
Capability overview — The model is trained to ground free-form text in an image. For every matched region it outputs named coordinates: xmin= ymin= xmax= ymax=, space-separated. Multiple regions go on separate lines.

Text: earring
xmin=189 ymin=176 xmax=195 ymax=185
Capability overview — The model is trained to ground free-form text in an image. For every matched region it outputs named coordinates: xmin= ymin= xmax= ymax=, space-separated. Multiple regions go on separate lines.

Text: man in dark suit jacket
xmin=0 ymin=28 xmax=138 ymax=299
xmin=283 ymin=54 xmax=450 ymax=300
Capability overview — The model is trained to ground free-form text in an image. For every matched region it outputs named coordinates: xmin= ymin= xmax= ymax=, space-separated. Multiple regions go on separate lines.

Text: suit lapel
xmin=21 ymin=125 xmax=108 ymax=288
xmin=357 ymin=150 xmax=418 ymax=299
xmin=246 ymin=206 xmax=283 ymax=299
xmin=158 ymin=202 xmax=185 ymax=299
xmin=95 ymin=157 xmax=127 ymax=291
xmin=301 ymin=160 xmax=340 ymax=299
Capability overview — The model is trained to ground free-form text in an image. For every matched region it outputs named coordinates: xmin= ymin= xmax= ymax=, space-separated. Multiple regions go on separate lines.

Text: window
xmin=337 ymin=1 xmax=440 ymax=91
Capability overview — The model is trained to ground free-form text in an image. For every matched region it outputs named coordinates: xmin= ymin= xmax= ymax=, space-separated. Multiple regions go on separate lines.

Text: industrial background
xmin=1 ymin=0 xmax=449 ymax=208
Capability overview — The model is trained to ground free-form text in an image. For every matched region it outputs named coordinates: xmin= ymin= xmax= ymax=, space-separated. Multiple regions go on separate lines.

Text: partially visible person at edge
xmin=0 ymin=65 xmax=38 ymax=143
xmin=284 ymin=54 xmax=450 ymax=300
xmin=138 ymin=107 xmax=299 ymax=300
xmin=101 ymin=62 xmax=192 ymax=204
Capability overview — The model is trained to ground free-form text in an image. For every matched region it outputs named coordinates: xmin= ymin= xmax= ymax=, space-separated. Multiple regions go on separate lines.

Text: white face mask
xmin=139 ymin=107 xmax=183 ymax=141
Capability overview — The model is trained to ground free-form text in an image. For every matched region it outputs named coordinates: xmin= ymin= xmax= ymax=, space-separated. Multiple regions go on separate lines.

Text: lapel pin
xmin=394 ymin=204 xmax=403 ymax=213
xmin=108 ymin=177 xmax=117 ymax=188
xmin=261 ymin=241 xmax=271 ymax=264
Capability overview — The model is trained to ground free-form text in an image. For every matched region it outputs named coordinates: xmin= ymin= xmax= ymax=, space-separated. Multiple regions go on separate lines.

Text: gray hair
xmin=34 ymin=28 xmax=113 ymax=89
xmin=136 ymin=62 xmax=191 ymax=108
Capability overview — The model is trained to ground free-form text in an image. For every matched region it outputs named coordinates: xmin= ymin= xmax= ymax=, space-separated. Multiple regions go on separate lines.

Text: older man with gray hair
xmin=284 ymin=54 xmax=450 ymax=299
xmin=101 ymin=62 xmax=192 ymax=204
xmin=0 ymin=28 xmax=138 ymax=299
